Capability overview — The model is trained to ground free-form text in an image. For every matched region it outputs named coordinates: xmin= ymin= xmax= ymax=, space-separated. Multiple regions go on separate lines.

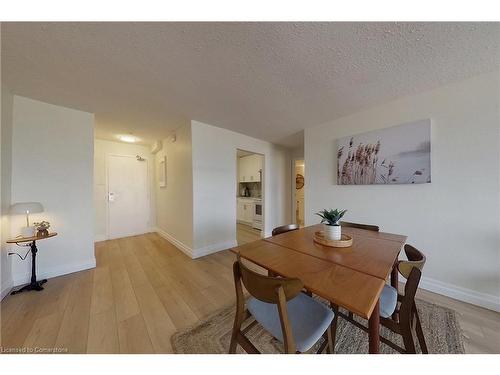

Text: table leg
xmin=368 ymin=300 xmax=380 ymax=354
xmin=391 ymin=263 xmax=399 ymax=320
xmin=10 ymin=241 xmax=47 ymax=295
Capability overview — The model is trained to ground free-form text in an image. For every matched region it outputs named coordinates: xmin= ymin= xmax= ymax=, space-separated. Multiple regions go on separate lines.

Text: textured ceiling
xmin=2 ymin=22 xmax=499 ymax=146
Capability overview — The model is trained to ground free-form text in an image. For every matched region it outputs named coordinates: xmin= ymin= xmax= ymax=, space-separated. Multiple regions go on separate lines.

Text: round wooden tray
xmin=313 ymin=231 xmax=353 ymax=248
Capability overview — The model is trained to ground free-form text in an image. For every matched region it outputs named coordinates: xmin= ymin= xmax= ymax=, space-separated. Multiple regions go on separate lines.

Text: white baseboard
xmin=193 ymin=240 xmax=238 ymax=259
xmin=94 ymin=234 xmax=107 ymax=242
xmin=154 ymin=228 xmax=237 ymax=259
xmin=155 ymin=227 xmax=194 ymax=258
xmin=401 ymin=274 xmax=500 ymax=312
xmin=11 ymin=258 xmax=96 ymax=288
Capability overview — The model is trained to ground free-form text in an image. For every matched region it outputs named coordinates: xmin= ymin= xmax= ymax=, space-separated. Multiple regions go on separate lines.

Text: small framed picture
xmin=159 ymin=156 xmax=166 ymax=188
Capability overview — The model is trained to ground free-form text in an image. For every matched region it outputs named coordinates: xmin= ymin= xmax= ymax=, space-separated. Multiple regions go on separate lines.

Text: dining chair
xmin=271 ymin=223 xmax=299 ymax=236
xmin=229 ymin=255 xmax=335 ymax=354
xmin=340 ymin=221 xmax=380 ymax=232
xmin=331 ymin=244 xmax=428 ymax=354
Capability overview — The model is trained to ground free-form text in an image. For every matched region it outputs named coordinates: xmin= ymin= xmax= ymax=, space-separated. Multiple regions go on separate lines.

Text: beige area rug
xmin=171 ymin=298 xmax=465 ymax=354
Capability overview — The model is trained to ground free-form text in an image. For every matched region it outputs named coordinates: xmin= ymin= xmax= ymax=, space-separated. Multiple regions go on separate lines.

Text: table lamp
xmin=10 ymin=202 xmax=44 ymax=237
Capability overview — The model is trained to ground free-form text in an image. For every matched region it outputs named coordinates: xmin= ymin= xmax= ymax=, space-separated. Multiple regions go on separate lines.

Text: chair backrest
xmin=233 ymin=256 xmax=303 ymax=304
xmin=340 ymin=221 xmax=379 ymax=232
xmin=272 ymin=224 xmax=299 ymax=236
xmin=398 ymin=267 xmax=422 ymax=324
xmin=232 ymin=255 xmax=304 ymax=353
xmin=397 ymin=244 xmax=426 ymax=279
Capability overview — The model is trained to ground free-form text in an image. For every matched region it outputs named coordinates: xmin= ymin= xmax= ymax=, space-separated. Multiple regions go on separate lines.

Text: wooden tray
xmin=313 ymin=231 xmax=353 ymax=248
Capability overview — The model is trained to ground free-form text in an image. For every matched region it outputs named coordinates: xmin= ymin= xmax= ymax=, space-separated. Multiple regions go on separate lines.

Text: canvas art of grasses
xmin=336 ymin=120 xmax=431 ymax=185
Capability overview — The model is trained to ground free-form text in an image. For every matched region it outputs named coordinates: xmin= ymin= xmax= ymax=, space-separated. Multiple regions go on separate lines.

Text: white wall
xmin=1 ymin=84 xmax=14 ymax=299
xmin=191 ymin=120 xmax=291 ymax=257
xmin=155 ymin=123 xmax=194 ymax=251
xmin=305 ymin=71 xmax=500 ymax=311
xmin=10 ymin=96 xmax=95 ymax=286
xmin=94 ymin=139 xmax=155 ymax=241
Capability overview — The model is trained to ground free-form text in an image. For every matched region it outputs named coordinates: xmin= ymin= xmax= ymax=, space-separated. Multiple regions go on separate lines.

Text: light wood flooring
xmin=236 ymin=223 xmax=262 ymax=245
xmin=1 ymin=232 xmax=499 ymax=353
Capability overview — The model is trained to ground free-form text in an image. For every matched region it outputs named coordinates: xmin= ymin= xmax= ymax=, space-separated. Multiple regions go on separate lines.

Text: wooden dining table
xmin=230 ymin=223 xmax=407 ymax=354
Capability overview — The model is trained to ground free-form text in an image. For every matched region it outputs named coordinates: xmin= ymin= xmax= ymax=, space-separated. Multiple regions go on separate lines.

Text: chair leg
xmin=413 ymin=306 xmax=428 ymax=354
xmin=317 ymin=332 xmax=328 ymax=354
xmin=330 ymin=303 xmax=339 ymax=354
xmin=400 ymin=320 xmax=416 ymax=354
xmin=326 ymin=324 xmax=334 ymax=354
xmin=229 ymin=329 xmax=239 ymax=353
xmin=229 ymin=309 xmax=248 ymax=353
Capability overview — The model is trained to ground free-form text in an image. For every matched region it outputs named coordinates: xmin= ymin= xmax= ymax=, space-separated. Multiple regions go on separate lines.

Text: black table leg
xmin=10 ymin=241 xmax=47 ymax=295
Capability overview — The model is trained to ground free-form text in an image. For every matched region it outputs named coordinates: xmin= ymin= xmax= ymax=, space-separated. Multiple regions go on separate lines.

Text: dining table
xmin=230 ymin=223 xmax=407 ymax=354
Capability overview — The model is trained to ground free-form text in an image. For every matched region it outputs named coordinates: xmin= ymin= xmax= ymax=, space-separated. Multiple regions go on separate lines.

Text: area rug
xmin=171 ymin=298 xmax=465 ymax=354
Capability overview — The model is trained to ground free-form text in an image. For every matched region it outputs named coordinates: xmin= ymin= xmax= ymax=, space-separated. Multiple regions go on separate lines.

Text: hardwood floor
xmin=236 ymin=223 xmax=261 ymax=245
xmin=1 ymin=232 xmax=499 ymax=353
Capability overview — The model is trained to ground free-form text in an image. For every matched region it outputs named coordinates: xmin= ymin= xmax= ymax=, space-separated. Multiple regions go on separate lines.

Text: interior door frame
xmin=235 ymin=148 xmax=265 ymax=239
xmin=291 ymin=157 xmax=305 ymax=226
xmin=105 ymin=153 xmax=151 ymax=240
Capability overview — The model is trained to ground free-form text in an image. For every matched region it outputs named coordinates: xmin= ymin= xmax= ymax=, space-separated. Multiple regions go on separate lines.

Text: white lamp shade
xmin=9 ymin=202 xmax=44 ymax=215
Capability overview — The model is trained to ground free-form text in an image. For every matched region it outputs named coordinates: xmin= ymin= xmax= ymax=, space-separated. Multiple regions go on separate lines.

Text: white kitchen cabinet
xmin=237 ymin=200 xmax=245 ymax=221
xmin=238 ymin=156 xmax=250 ymax=182
xmin=237 ymin=198 xmax=254 ymax=224
xmin=238 ymin=154 xmax=263 ymax=182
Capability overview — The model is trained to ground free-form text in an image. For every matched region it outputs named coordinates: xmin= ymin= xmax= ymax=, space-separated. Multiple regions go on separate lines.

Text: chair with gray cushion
xmin=340 ymin=221 xmax=379 ymax=232
xmin=271 ymin=223 xmax=299 ymax=236
xmin=229 ymin=255 xmax=335 ymax=354
xmin=332 ymin=244 xmax=428 ymax=354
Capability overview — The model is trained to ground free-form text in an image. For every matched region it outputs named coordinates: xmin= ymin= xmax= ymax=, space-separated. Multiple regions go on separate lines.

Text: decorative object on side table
xmin=9 ymin=202 xmax=44 ymax=237
xmin=34 ymin=221 xmax=51 ymax=237
xmin=316 ymin=208 xmax=347 ymax=241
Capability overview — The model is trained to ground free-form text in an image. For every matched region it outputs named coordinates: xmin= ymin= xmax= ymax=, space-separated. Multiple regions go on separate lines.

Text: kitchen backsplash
xmin=239 ymin=182 xmax=262 ymax=198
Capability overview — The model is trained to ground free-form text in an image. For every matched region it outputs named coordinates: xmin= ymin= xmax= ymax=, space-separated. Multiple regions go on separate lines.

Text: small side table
xmin=7 ymin=232 xmax=57 ymax=295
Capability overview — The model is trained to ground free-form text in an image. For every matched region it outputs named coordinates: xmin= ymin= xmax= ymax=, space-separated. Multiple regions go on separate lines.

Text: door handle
xmin=108 ymin=192 xmax=116 ymax=202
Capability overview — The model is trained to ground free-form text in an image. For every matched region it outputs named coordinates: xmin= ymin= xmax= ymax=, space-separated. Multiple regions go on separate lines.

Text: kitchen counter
xmin=237 ymin=196 xmax=262 ymax=201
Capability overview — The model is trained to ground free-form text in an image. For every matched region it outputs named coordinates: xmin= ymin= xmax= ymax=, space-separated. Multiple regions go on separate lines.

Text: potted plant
xmin=34 ymin=221 xmax=51 ymax=237
xmin=316 ymin=209 xmax=347 ymax=240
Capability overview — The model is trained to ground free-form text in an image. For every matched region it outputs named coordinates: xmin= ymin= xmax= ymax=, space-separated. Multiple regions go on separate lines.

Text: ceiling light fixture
xmin=119 ymin=135 xmax=137 ymax=143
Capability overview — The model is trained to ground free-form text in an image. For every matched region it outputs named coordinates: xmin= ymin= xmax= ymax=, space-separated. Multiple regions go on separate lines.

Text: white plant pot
xmin=324 ymin=224 xmax=341 ymax=241
xmin=21 ymin=226 xmax=36 ymax=238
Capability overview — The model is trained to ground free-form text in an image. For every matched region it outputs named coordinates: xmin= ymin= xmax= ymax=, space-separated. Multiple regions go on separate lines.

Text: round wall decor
xmin=296 ymin=174 xmax=304 ymax=189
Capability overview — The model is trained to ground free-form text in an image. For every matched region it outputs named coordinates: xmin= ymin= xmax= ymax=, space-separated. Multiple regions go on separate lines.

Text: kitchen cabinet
xmin=237 ymin=198 xmax=254 ymax=224
xmin=238 ymin=154 xmax=263 ymax=182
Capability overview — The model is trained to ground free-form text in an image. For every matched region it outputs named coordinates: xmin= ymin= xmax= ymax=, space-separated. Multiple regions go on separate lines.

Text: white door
xmin=107 ymin=155 xmax=149 ymax=239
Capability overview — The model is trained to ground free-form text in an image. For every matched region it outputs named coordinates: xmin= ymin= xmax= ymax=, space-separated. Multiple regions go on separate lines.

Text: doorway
xmin=293 ymin=159 xmax=305 ymax=226
xmin=236 ymin=149 xmax=264 ymax=245
xmin=107 ymin=154 xmax=150 ymax=239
